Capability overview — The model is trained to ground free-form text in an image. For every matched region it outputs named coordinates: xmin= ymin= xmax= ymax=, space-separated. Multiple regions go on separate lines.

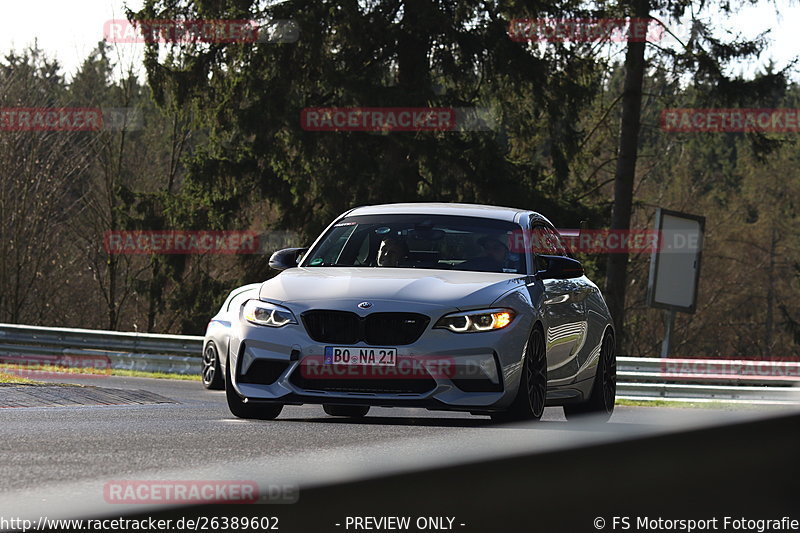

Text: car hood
xmin=259 ymin=267 xmax=525 ymax=311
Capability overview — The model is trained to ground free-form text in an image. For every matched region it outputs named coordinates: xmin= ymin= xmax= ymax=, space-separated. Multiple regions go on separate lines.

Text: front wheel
xmin=225 ymin=358 xmax=283 ymax=420
xmin=202 ymin=342 xmax=224 ymax=390
xmin=564 ymin=331 xmax=615 ymax=422
xmin=491 ymin=326 xmax=547 ymax=422
xmin=323 ymin=404 xmax=370 ymax=418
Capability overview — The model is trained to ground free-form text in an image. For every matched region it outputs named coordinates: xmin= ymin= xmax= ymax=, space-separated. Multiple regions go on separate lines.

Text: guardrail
xmin=0 ymin=323 xmax=798 ymax=403
xmin=0 ymin=323 xmax=203 ymax=375
xmin=617 ymin=356 xmax=800 ymax=404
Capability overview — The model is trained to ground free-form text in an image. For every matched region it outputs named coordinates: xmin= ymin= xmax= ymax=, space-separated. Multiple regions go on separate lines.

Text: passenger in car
xmin=459 ymin=236 xmax=510 ymax=272
xmin=377 ymin=236 xmax=410 ymax=267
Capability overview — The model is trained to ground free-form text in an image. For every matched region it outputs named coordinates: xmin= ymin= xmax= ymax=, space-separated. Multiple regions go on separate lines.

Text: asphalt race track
xmin=1 ymin=376 xmax=797 ymax=530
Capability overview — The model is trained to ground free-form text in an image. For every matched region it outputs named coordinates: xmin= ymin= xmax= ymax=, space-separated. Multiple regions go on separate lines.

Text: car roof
xmin=345 ymin=202 xmax=535 ymax=223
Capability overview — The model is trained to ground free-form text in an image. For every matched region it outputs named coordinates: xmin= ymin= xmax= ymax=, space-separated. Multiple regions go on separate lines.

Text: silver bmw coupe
xmin=204 ymin=203 xmax=616 ymax=422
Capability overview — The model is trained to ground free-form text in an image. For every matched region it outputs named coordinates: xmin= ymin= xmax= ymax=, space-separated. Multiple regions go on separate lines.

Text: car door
xmin=530 ymin=221 xmax=590 ymax=383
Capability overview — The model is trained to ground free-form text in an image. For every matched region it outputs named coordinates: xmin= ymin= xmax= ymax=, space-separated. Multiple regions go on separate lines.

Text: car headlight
xmin=242 ymin=300 xmax=297 ymax=327
xmin=434 ymin=308 xmax=516 ymax=333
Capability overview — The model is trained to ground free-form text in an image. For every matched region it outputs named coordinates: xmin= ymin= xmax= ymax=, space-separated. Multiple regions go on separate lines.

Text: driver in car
xmin=377 ymin=236 xmax=410 ymax=267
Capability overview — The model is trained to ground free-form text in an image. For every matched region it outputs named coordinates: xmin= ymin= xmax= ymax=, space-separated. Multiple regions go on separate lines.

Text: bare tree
xmin=0 ymin=49 xmax=95 ymax=324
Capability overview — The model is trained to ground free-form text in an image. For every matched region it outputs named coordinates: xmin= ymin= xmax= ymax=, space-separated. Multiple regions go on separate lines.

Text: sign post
xmin=647 ymin=208 xmax=705 ymax=358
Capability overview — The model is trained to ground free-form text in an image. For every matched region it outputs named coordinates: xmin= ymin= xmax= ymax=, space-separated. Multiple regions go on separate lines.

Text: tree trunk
xmin=380 ymin=0 xmax=432 ymax=198
xmin=765 ymin=225 xmax=777 ymax=354
xmin=605 ymin=0 xmax=650 ymax=353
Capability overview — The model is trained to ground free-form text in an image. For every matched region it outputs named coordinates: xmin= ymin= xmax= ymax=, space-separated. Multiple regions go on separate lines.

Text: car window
xmin=531 ymin=223 xmax=568 ymax=256
xmin=303 ymin=214 xmax=526 ymax=274
xmin=309 ymin=223 xmax=358 ymax=266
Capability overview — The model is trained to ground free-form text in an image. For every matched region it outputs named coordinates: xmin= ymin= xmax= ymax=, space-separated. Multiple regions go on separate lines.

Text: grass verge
xmin=108 ymin=369 xmax=200 ymax=381
xmin=0 ymin=364 xmax=200 ymax=382
xmin=0 ymin=371 xmax=41 ymax=384
xmin=616 ymin=398 xmax=782 ymax=409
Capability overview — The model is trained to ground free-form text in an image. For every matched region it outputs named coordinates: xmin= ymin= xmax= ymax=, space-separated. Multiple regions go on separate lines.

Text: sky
xmin=0 ymin=0 xmax=798 ymax=81
xmin=0 ymin=0 xmax=143 ymax=74
xmin=0 ymin=0 xmax=145 ymax=78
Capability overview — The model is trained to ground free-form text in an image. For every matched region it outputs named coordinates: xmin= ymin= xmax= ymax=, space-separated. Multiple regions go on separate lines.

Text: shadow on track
xmin=267 ymin=415 xmax=637 ymax=430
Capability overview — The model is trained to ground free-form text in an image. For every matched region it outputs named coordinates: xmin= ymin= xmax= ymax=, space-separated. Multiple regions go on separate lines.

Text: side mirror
xmin=536 ymin=255 xmax=584 ymax=280
xmin=269 ymin=248 xmax=307 ymax=271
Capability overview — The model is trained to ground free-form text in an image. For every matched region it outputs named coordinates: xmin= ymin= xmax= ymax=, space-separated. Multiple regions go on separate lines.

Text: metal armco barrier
xmin=0 ymin=323 xmax=203 ymax=375
xmin=0 ymin=323 xmax=798 ymax=402
xmin=617 ymin=356 xmax=800 ymax=403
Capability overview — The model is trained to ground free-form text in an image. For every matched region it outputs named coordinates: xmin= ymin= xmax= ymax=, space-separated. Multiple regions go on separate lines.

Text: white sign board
xmin=647 ymin=208 xmax=704 ymax=313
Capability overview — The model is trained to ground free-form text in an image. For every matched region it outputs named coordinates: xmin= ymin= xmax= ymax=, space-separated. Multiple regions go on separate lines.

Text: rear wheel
xmin=225 ymin=358 xmax=283 ymax=420
xmin=202 ymin=342 xmax=224 ymax=390
xmin=491 ymin=326 xmax=547 ymax=422
xmin=323 ymin=404 xmax=370 ymax=418
xmin=564 ymin=331 xmax=615 ymax=422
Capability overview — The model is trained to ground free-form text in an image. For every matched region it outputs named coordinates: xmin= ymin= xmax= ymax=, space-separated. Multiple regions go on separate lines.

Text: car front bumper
xmin=228 ymin=304 xmax=534 ymax=411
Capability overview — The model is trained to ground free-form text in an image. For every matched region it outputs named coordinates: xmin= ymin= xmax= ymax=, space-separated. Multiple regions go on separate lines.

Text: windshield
xmin=302 ymin=214 xmax=526 ymax=274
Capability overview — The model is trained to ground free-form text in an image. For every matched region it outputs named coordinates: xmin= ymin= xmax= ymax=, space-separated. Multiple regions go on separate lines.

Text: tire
xmin=564 ymin=331 xmax=615 ymax=422
xmin=225 ymin=358 xmax=283 ymax=420
xmin=202 ymin=342 xmax=224 ymax=390
xmin=491 ymin=326 xmax=547 ymax=422
xmin=323 ymin=404 xmax=370 ymax=418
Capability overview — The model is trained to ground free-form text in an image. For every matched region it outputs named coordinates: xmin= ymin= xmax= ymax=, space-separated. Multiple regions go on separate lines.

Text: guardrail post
xmin=660 ymin=309 xmax=675 ymax=358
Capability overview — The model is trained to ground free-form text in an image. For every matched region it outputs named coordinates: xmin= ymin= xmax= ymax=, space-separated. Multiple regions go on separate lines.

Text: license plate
xmin=323 ymin=346 xmax=397 ymax=366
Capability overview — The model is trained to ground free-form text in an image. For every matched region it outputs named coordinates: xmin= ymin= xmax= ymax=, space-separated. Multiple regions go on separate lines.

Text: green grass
xmin=616 ymin=398 xmax=781 ymax=410
xmin=109 ymin=369 xmax=201 ymax=381
xmin=0 ymin=364 xmax=200 ymax=382
xmin=617 ymin=398 xmax=719 ymax=409
xmin=0 ymin=370 xmax=41 ymax=384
